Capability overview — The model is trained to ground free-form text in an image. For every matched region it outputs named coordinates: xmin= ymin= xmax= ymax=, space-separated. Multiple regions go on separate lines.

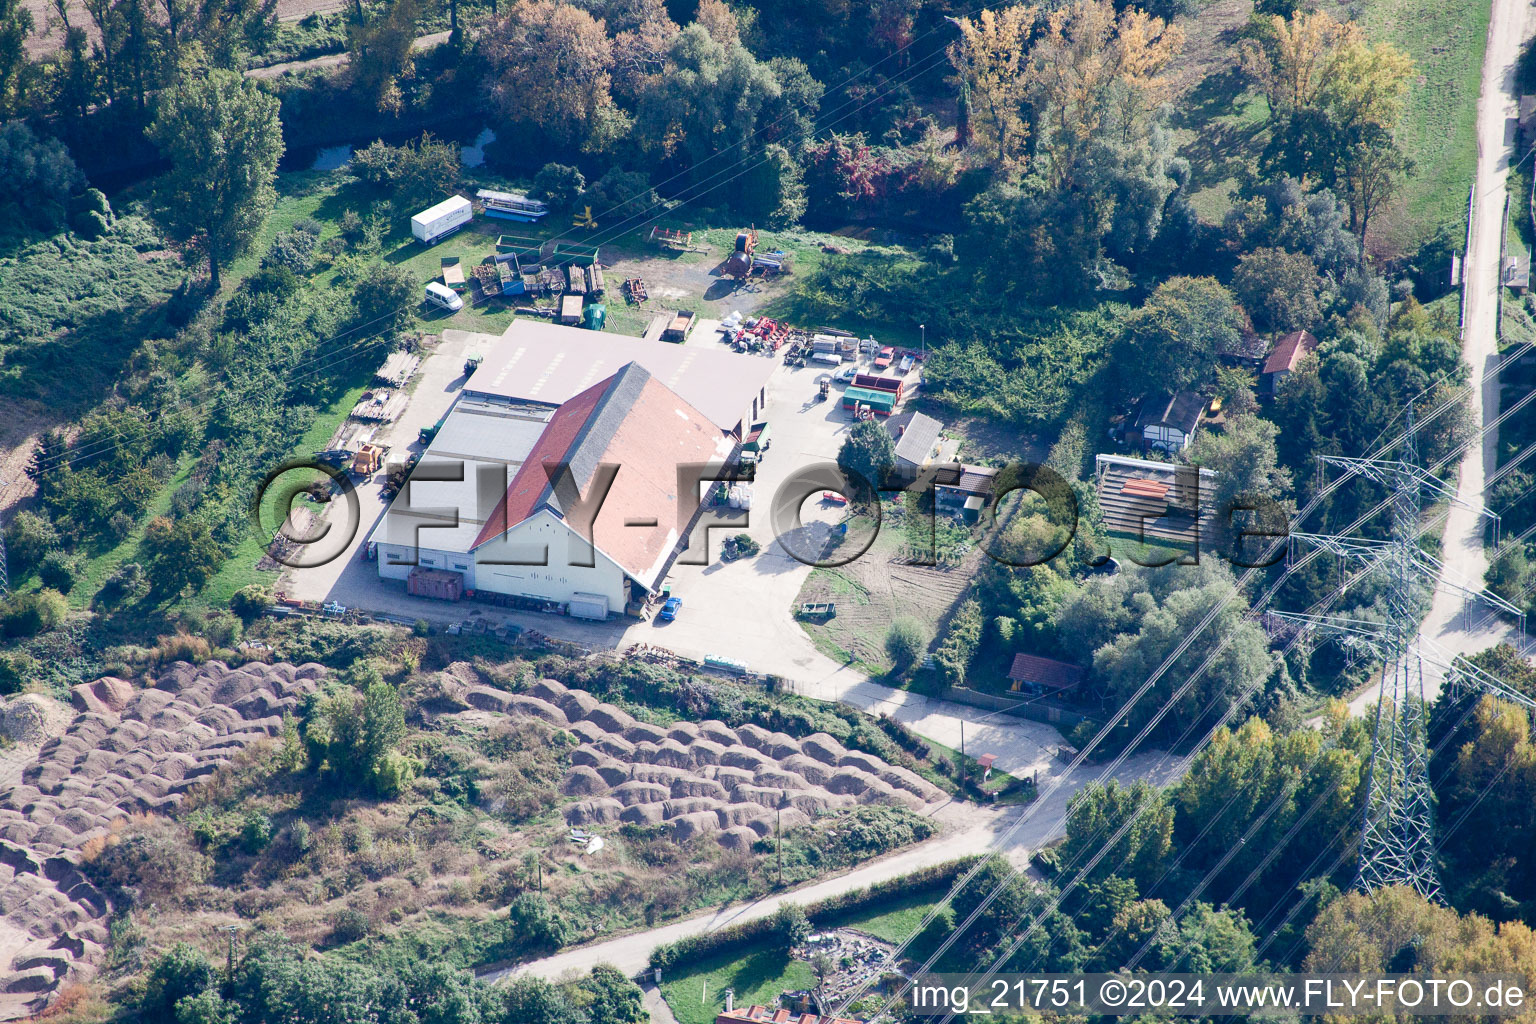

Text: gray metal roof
xmin=462 ymin=319 xmax=775 ymax=432
xmin=893 ymin=412 xmax=943 ymax=465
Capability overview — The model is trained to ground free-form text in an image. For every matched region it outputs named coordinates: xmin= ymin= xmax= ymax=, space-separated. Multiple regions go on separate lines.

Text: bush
xmin=885 ymin=616 xmax=930 ymax=671
xmin=0 ymin=590 xmax=68 ymax=637
xmin=142 ymin=943 xmax=216 ymax=1023
xmin=88 ymin=817 xmax=209 ymax=901
xmin=531 ymin=162 xmax=586 ymax=209
xmin=241 ymin=811 xmax=274 ymax=853
xmin=772 ymin=903 xmax=811 ymax=950
xmin=36 ymin=549 xmax=81 ymax=594
xmin=4 ymin=511 xmax=60 ymax=573
xmin=264 ymin=227 xmax=320 ymax=273
xmin=204 ymin=611 xmax=243 ymax=647
xmin=97 ymin=562 xmax=150 ymax=609
xmin=230 ymin=584 xmax=272 ymax=623
xmin=330 ymin=906 xmax=371 ymax=944
xmin=0 ymin=652 xmax=30 ymax=695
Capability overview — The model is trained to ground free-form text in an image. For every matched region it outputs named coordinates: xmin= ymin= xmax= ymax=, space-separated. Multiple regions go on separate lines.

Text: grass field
xmin=661 ymin=948 xmax=817 ymax=1024
xmin=659 ymin=895 xmax=960 ymax=1024
xmin=1363 ymin=0 xmax=1490 ymax=255
xmin=1169 ymin=0 xmax=1488 ymax=254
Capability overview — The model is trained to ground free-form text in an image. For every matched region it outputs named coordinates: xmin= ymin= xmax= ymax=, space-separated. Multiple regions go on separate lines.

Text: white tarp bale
xmin=567 ymin=592 xmax=609 ymax=620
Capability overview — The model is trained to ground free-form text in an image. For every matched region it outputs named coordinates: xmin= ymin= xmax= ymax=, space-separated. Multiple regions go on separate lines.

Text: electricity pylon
xmin=1266 ymin=408 xmax=1520 ymax=900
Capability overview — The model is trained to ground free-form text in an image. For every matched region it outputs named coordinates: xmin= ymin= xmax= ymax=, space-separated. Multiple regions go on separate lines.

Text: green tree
xmin=302 ymin=677 xmax=414 ymax=795
xmin=1 ymin=589 xmax=68 ymax=637
xmin=837 ymin=418 xmax=896 ymax=495
xmin=634 ymin=23 xmax=780 ymax=176
xmin=1186 ymin=413 xmax=1292 ymax=562
xmin=142 ymin=515 xmax=225 ymax=596
xmin=1123 ymin=276 xmax=1245 ymax=394
xmin=579 ymin=964 xmax=646 ymax=1024
xmin=347 ymin=0 xmax=421 ymax=113
xmin=3 ymin=510 xmax=60 ymax=574
xmin=738 ymin=142 xmax=806 ymax=228
xmin=771 ymin=903 xmax=811 ymax=951
xmin=1232 ymin=246 xmax=1321 ymax=334
xmin=885 ymin=616 xmax=930 ymax=671
xmin=148 ymin=68 xmax=283 ymax=289
xmin=353 ymin=262 xmax=418 ymax=330
xmin=143 ymin=943 xmax=216 ymax=1023
xmin=951 ymin=856 xmax=1032 ymax=954
xmin=531 ymin=162 xmax=586 ymax=208
xmin=0 ymin=122 xmax=82 ymax=229
xmin=0 ymin=0 xmax=34 ymax=118
xmin=1061 ymin=779 xmax=1173 ymax=892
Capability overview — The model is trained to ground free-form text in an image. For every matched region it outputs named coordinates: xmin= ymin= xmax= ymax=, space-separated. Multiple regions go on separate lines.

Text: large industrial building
xmin=367 ymin=320 xmax=775 ymax=617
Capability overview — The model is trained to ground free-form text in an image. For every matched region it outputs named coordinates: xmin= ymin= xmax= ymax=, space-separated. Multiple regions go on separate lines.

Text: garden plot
xmin=0 ymin=662 xmax=324 ymax=1020
xmin=456 ymin=678 xmax=945 ymax=850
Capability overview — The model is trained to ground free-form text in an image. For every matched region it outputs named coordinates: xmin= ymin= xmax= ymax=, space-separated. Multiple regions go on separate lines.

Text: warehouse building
xmin=368 ymin=321 xmax=773 ymax=616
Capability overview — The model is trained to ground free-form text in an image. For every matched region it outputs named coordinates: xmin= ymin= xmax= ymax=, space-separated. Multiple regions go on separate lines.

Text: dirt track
xmin=22 ymin=0 xmax=349 ymax=57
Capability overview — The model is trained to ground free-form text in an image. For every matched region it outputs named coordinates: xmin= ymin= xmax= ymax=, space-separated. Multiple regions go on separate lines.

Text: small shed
xmin=1505 ymin=255 xmax=1531 ymax=292
xmin=891 ymin=412 xmax=943 ymax=469
xmin=1134 ymin=391 xmax=1205 ymax=452
xmin=1007 ymin=653 xmax=1085 ymax=696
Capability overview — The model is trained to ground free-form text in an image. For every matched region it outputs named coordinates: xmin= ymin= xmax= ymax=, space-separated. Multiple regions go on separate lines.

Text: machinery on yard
xmin=723 ymin=227 xmax=758 ymax=277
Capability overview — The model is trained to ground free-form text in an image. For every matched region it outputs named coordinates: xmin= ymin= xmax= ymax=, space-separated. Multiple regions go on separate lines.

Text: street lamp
xmin=919 ymin=323 xmax=926 ymax=360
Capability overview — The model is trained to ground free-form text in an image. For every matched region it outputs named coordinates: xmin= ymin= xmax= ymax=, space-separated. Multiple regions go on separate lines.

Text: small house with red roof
xmin=1261 ymin=330 xmax=1317 ymax=393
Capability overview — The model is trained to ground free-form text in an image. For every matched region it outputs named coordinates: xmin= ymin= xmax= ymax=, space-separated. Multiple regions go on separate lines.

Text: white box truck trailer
xmin=411 ymin=196 xmax=472 ymax=245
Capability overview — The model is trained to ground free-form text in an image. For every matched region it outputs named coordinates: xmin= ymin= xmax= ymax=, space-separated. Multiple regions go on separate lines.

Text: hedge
xmin=647 ymin=856 xmax=983 ymax=973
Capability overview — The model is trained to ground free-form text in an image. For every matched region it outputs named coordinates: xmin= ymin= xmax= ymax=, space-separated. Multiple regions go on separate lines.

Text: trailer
xmin=852 ymin=374 xmax=904 ymax=401
xmin=649 ymin=226 xmax=692 ymax=251
xmin=476 ymin=188 xmax=549 ymax=223
xmin=493 ymin=252 xmax=526 ymax=296
xmin=440 ymin=256 xmax=466 ymax=292
xmin=411 ymin=196 xmax=472 ymax=245
xmin=841 ymin=386 xmax=896 ymax=416
xmin=661 ymin=309 xmax=696 ymax=342
xmin=495 ymin=234 xmax=543 ymax=259
xmin=407 ymin=566 xmax=464 ymax=601
xmin=567 ymin=592 xmax=609 ymax=620
xmin=740 ymin=421 xmax=771 ymax=464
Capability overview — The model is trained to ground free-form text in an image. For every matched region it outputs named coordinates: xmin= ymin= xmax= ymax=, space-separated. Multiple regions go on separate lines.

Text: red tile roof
xmin=1262 ymin=330 xmax=1318 ymax=375
xmin=1007 ymin=653 xmax=1086 ymax=691
xmin=472 ymin=363 xmax=729 ymax=586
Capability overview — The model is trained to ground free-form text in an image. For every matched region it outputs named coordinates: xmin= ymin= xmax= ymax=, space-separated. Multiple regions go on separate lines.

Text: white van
xmin=424 ymin=281 xmax=463 ymax=313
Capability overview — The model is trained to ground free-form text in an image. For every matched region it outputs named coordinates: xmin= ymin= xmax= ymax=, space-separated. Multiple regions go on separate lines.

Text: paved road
xmin=1366 ymin=0 xmax=1534 ymax=716
xmin=483 ymin=749 xmax=1186 ymax=984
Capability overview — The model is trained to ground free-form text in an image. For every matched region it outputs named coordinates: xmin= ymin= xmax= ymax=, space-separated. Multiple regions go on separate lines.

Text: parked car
xmin=874 ymin=346 xmax=894 ymax=370
xmin=835 ymin=366 xmax=857 ymax=384
xmin=425 ymin=281 xmax=464 ymax=312
xmin=658 ymin=597 xmax=683 ymax=621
